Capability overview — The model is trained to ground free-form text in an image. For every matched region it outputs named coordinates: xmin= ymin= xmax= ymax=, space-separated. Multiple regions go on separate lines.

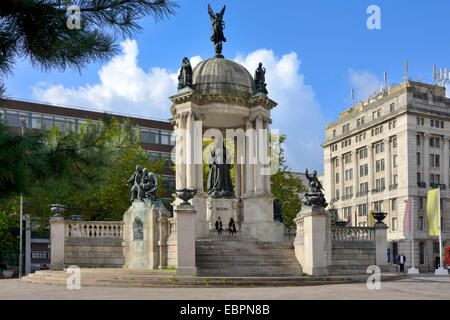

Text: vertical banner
xmin=403 ymin=197 xmax=412 ymax=237
xmin=426 ymin=188 xmax=439 ymax=236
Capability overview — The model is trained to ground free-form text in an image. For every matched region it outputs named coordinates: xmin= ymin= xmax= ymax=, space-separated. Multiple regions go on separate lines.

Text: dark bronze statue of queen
xmin=208 ymin=4 xmax=226 ymax=57
xmin=207 ymin=140 xmax=234 ymax=198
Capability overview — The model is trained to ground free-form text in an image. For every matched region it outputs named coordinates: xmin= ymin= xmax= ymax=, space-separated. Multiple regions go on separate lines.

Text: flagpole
xmin=434 ymin=187 xmax=448 ymax=275
xmin=408 ymin=197 xmax=419 ymax=274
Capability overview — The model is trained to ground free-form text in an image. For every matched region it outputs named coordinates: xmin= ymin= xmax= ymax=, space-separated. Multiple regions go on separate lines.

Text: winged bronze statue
xmin=208 ymin=4 xmax=226 ymax=45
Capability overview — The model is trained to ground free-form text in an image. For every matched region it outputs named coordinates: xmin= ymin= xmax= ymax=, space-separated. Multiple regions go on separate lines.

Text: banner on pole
xmin=403 ymin=197 xmax=412 ymax=237
xmin=426 ymin=188 xmax=439 ymax=236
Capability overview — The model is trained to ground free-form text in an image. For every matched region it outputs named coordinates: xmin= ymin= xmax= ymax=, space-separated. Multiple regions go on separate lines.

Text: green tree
xmin=0 ymin=0 xmax=177 ymax=77
xmin=270 ymin=134 xmax=306 ymax=229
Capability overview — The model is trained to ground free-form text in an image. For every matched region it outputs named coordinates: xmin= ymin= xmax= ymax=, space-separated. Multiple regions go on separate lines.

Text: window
xmin=392 ymin=137 xmax=397 ymax=148
xmin=342 ymin=123 xmax=350 ymax=133
xmin=358 ymin=204 xmax=368 ymax=216
xmin=419 ymin=197 xmax=424 ymax=209
xmin=430 ymin=137 xmax=440 ymax=148
xmin=419 ymin=242 xmax=425 ymax=265
xmin=375 ymin=142 xmax=384 ymax=154
xmin=359 ymin=149 xmax=368 ymax=159
xmin=418 ymin=216 xmax=424 ymax=231
xmin=345 ymin=186 xmax=353 ymax=196
xmin=417 ymin=135 xmax=420 ymax=145
xmin=393 ymin=174 xmax=398 ymax=185
xmin=392 ymin=218 xmax=398 ymax=231
xmin=360 ymin=164 xmax=368 ymax=177
xmin=441 ymin=121 xmax=444 ymax=128
xmin=345 ymin=169 xmax=353 ymax=181
xmin=335 ymin=173 xmax=339 ymax=184
xmin=336 ymin=190 xmax=340 ymax=198
xmin=343 ymin=207 xmax=352 ymax=218
xmin=140 ymin=128 xmax=160 ymax=144
xmin=335 ymin=158 xmax=339 ymax=168
xmin=344 ymin=153 xmax=352 ymax=164
xmin=375 ymin=178 xmax=385 ymax=191
xmin=374 ymin=200 xmax=384 ymax=212
xmin=360 ymin=182 xmax=368 ymax=193
xmin=417 ymin=172 xmax=421 ymax=183
xmin=357 ymin=116 xmax=365 ymax=127
xmin=391 ymin=198 xmax=397 ymax=211
xmin=333 ymin=129 xmax=336 ymax=137
xmin=376 ymin=159 xmax=385 ymax=172
xmin=393 ymin=155 xmax=398 ymax=168
xmin=390 ymin=103 xmax=395 ymax=112
xmin=430 ymin=173 xmax=441 ymax=184
xmin=430 ymin=154 xmax=440 ymax=168
xmin=417 ymin=152 xmax=421 ymax=166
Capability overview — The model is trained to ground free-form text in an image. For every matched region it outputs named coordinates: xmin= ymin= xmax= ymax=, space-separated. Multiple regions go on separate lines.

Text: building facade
xmin=1 ymin=99 xmax=176 ymax=273
xmin=322 ymin=81 xmax=450 ymax=271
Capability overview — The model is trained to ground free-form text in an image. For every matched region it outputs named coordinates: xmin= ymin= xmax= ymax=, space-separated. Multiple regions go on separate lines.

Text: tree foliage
xmin=270 ymin=134 xmax=306 ymax=229
xmin=0 ymin=0 xmax=177 ymax=76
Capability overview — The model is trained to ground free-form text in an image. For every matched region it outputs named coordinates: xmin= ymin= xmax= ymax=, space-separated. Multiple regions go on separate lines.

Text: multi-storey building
xmin=1 ymin=99 xmax=176 ymax=197
xmin=322 ymin=81 xmax=450 ymax=271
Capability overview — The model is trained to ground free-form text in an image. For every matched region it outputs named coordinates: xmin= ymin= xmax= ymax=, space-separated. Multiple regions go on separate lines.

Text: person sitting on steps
xmin=215 ymin=216 xmax=223 ymax=236
xmin=228 ymin=217 xmax=236 ymax=235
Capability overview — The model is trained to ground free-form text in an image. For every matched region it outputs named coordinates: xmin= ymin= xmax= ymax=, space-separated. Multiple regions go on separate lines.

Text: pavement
xmin=0 ymin=273 xmax=449 ymax=299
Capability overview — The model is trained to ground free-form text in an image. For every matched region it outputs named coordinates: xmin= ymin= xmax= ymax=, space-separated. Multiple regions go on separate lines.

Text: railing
xmin=65 ymin=221 xmax=123 ymax=239
xmin=167 ymin=218 xmax=177 ymax=241
xmin=389 ymin=184 xmax=398 ymax=190
xmin=417 ymin=182 xmax=426 ymax=188
xmin=342 ymin=194 xmax=353 ymax=200
xmin=430 ymin=183 xmax=446 ymax=190
xmin=356 ymin=191 xmax=368 ymax=197
xmin=331 ymin=226 xmax=374 ymax=242
xmin=331 ymin=197 xmax=339 ymax=203
xmin=371 ymin=187 xmax=385 ymax=194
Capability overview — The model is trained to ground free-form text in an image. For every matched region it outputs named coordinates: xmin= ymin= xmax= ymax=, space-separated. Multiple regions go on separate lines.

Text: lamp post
xmin=19 ymin=119 xmax=26 ymax=278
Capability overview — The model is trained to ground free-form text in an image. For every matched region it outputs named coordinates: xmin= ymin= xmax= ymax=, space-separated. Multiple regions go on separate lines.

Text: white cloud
xmin=348 ymin=69 xmax=384 ymax=103
xmin=32 ymin=40 xmax=202 ymax=119
xmin=236 ymin=50 xmax=326 ymax=173
xmin=33 ymin=41 xmax=326 ymax=173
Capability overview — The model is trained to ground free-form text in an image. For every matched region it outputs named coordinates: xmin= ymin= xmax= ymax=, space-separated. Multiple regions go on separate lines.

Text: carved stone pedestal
xmin=123 ymin=200 xmax=170 ymax=269
xmin=206 ymin=197 xmax=239 ymax=231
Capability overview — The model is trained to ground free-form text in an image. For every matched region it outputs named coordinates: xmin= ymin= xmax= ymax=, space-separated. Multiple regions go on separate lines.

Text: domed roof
xmin=192 ymin=57 xmax=256 ymax=97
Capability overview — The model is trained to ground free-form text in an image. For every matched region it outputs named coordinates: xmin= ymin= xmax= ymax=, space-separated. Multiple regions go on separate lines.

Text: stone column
xmin=368 ymin=143 xmax=374 ymax=192
xmin=423 ymin=133 xmax=430 ymax=186
xmin=374 ymin=223 xmax=388 ymax=267
xmin=264 ymin=119 xmax=271 ymax=194
xmin=300 ymin=207 xmax=329 ymax=276
xmin=385 ymin=138 xmax=392 ymax=187
xmin=234 ymin=137 xmax=241 ymax=198
xmin=175 ymin=204 xmax=197 ymax=276
xmin=443 ymin=137 xmax=449 ymax=187
xmin=352 ymin=150 xmax=358 ymax=198
xmin=175 ymin=115 xmax=186 ymax=190
xmin=329 ymin=157 xmax=335 ymax=202
xmin=50 ymin=215 xmax=65 ymax=271
xmin=195 ymin=115 xmax=204 ymax=191
xmin=185 ymin=112 xmax=195 ymax=189
xmin=245 ymin=118 xmax=255 ymax=195
xmin=339 ymin=155 xmax=344 ymax=201
xmin=255 ymin=115 xmax=264 ymax=193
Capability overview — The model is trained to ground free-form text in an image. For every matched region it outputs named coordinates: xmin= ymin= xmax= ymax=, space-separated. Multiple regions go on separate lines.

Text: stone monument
xmin=169 ymin=4 xmax=282 ymax=242
xmin=123 ymin=166 xmax=171 ymax=269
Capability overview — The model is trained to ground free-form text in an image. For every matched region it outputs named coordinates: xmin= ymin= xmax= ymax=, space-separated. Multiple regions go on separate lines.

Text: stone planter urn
xmin=371 ymin=212 xmax=387 ymax=226
xmin=176 ymin=189 xmax=197 ymax=206
xmin=2 ymin=270 xmax=14 ymax=278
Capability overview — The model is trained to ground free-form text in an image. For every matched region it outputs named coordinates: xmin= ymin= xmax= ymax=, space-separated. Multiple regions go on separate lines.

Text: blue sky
xmin=4 ymin=0 xmax=450 ymax=173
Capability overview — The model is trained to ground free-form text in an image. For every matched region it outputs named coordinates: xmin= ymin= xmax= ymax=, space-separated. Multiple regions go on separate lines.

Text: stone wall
xmin=65 ymin=238 xmax=124 ymax=268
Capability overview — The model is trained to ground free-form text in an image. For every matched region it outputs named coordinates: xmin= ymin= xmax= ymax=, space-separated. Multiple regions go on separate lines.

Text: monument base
xmin=241 ymin=194 xmax=288 ymax=242
xmin=123 ymin=199 xmax=171 ymax=269
xmin=206 ymin=197 xmax=239 ymax=231
xmin=192 ymin=192 xmax=208 ymax=238
xmin=407 ymin=267 xmax=420 ymax=275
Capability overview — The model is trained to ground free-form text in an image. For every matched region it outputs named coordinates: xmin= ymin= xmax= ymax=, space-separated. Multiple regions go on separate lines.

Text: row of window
xmin=417 ymin=117 xmax=445 ymax=129
xmin=1 ymin=109 xmax=175 ymax=146
xmin=336 ymin=174 xmax=399 ymax=194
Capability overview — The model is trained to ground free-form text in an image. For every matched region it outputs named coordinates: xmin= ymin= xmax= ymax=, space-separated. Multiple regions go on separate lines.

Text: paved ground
xmin=0 ymin=274 xmax=448 ymax=300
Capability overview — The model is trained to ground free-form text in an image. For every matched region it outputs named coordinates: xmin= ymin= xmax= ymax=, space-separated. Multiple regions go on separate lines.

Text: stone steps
xmin=195 ymin=233 xmax=301 ymax=277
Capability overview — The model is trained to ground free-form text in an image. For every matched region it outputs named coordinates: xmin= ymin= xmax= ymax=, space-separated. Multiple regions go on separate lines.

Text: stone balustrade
xmin=167 ymin=218 xmax=177 ymax=242
xmin=65 ymin=221 xmax=123 ymax=239
xmin=331 ymin=226 xmax=374 ymax=242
